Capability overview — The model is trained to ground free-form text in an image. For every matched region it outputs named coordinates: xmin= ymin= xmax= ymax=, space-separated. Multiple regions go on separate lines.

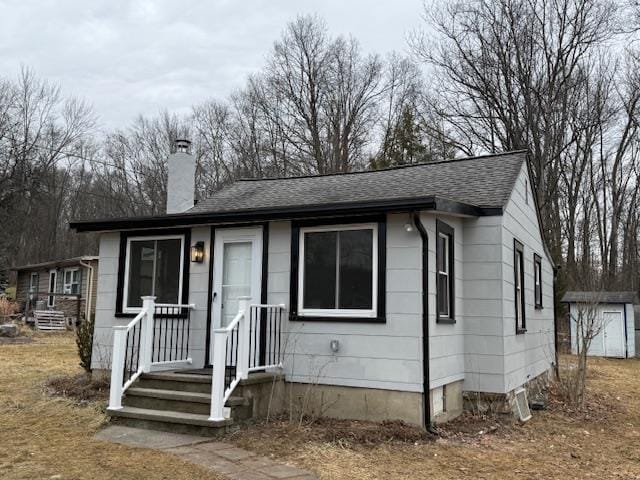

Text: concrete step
xmin=136 ymin=372 xmax=212 ymax=394
xmin=124 ymin=387 xmax=249 ymax=417
xmin=108 ymin=406 xmax=232 ymax=437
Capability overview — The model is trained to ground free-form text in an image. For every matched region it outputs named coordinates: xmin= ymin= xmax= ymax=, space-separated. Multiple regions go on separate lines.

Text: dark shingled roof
xmin=187 ymin=151 xmax=527 ymax=215
xmin=561 ymin=291 xmax=640 ymax=304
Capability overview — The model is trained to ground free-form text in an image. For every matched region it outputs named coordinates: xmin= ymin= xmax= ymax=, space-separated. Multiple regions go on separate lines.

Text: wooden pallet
xmin=34 ymin=310 xmax=67 ymax=331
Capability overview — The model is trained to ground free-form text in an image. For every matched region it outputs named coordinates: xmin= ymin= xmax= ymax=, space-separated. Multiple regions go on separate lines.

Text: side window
xmin=514 ymin=239 xmax=526 ymax=333
xmin=63 ymin=268 xmax=80 ymax=294
xmin=534 ymin=254 xmax=542 ymax=309
xmin=436 ymin=220 xmax=455 ymax=323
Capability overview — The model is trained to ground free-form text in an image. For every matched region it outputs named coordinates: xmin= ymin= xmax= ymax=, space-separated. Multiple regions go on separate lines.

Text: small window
xmin=525 ymin=180 xmax=529 ymax=204
xmin=298 ymin=223 xmax=378 ymax=318
xmin=63 ymin=268 xmax=80 ymax=295
xmin=436 ymin=220 xmax=455 ymax=323
xmin=123 ymin=235 xmax=184 ymax=312
xmin=514 ymin=239 xmax=526 ymax=333
xmin=29 ymin=273 xmax=39 ymax=293
xmin=534 ymin=254 xmax=542 ymax=309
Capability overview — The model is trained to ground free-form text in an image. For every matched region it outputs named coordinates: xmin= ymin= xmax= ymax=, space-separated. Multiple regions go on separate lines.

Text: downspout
xmin=412 ymin=211 xmax=437 ymax=434
xmin=79 ymin=260 xmax=94 ymax=322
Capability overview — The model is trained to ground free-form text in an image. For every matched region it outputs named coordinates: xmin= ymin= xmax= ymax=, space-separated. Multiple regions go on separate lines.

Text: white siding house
xmin=73 ymin=147 xmax=556 ymax=430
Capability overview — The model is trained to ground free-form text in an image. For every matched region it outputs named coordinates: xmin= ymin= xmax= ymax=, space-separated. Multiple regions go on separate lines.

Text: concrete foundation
xmin=463 ymin=368 xmax=553 ymax=419
xmin=285 ymin=382 xmax=425 ymax=426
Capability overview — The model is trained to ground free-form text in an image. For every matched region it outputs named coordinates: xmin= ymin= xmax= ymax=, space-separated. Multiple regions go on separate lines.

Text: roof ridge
xmin=237 ymin=150 xmax=528 ymax=182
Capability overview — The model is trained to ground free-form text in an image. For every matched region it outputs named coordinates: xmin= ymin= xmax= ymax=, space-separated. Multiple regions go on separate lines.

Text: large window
xmin=534 ymin=254 xmax=542 ymax=309
xmin=514 ymin=239 xmax=526 ymax=333
xmin=296 ymin=223 xmax=380 ymax=319
xmin=123 ymin=235 xmax=184 ymax=312
xmin=63 ymin=268 xmax=80 ymax=294
xmin=436 ymin=220 xmax=455 ymax=323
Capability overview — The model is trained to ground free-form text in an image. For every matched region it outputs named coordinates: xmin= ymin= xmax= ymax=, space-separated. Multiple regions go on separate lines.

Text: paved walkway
xmin=95 ymin=426 xmax=317 ymax=480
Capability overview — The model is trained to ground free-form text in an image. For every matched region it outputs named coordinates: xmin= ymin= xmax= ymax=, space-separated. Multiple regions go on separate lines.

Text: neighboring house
xmin=12 ymin=256 xmax=99 ymax=323
xmin=70 ymin=141 xmax=556 ymax=433
xmin=561 ymin=291 xmax=637 ymax=359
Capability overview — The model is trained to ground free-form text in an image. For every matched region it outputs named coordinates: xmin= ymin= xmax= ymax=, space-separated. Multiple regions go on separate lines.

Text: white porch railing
xmin=108 ymin=297 xmax=196 ymax=410
xmin=209 ymin=298 xmax=285 ymax=421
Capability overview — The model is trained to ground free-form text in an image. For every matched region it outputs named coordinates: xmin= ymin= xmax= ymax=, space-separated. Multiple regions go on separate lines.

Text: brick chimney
xmin=166 ymin=139 xmax=195 ymax=214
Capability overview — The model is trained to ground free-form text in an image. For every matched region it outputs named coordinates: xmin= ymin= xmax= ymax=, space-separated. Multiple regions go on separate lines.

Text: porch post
xmin=108 ymin=326 xmax=127 ymax=410
xmin=237 ymin=297 xmax=250 ymax=380
xmin=140 ymin=296 xmax=156 ymax=373
xmin=209 ymin=329 xmax=228 ymax=421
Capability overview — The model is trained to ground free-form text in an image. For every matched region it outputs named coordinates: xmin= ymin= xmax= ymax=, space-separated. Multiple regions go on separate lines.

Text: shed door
xmin=603 ymin=311 xmax=625 ymax=358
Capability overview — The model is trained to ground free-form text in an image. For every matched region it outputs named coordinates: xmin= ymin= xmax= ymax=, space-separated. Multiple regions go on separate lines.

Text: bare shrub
xmin=0 ymin=297 xmax=19 ymax=323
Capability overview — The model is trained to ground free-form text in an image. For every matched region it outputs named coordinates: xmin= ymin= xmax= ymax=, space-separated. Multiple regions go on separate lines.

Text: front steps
xmin=107 ymin=370 xmax=282 ymax=436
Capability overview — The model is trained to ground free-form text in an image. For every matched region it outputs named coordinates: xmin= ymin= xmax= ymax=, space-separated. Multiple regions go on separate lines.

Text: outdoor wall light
xmin=404 ymin=221 xmax=415 ymax=233
xmin=190 ymin=241 xmax=205 ymax=263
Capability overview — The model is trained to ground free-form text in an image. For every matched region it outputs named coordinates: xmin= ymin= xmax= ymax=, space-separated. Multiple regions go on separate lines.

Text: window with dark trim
xmin=534 ymin=253 xmax=542 ymax=309
xmin=115 ymin=229 xmax=191 ymax=317
xmin=436 ymin=220 xmax=455 ymax=323
xmin=290 ymin=217 xmax=386 ymax=323
xmin=514 ymin=239 xmax=526 ymax=333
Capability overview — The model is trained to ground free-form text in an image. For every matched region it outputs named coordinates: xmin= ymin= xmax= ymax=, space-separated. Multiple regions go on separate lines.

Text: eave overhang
xmin=69 ymin=196 xmax=503 ymax=233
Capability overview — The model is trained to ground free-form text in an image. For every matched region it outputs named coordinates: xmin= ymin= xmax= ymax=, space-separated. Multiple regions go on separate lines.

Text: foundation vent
xmin=514 ymin=387 xmax=532 ymax=422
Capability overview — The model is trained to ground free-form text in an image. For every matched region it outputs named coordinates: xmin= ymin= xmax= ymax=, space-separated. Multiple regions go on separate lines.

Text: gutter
xmin=78 ymin=260 xmax=94 ymax=321
xmin=412 ymin=211 xmax=436 ymax=433
xmin=70 ymin=196 xmax=502 ymax=233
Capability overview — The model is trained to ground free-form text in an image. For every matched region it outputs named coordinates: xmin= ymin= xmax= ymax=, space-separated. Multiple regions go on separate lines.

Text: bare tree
xmin=563 ymin=290 xmax=605 ymax=406
xmin=412 ymin=0 xmax=620 ymax=262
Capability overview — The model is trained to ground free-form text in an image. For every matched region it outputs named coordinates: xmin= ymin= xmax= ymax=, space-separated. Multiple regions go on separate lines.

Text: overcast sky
xmin=0 ymin=0 xmax=425 ymax=131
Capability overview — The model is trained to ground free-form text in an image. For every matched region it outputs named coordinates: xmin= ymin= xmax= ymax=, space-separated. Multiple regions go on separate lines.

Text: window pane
xmin=221 ymin=242 xmax=252 ymax=327
xmin=437 ymin=235 xmax=446 ymax=272
xmin=127 ymin=240 xmax=156 ymax=307
xmin=438 ymin=273 xmax=449 ymax=315
xmin=155 ymin=239 xmax=182 ymax=304
xmin=303 ymin=232 xmax=337 ymax=309
xmin=338 ymin=229 xmax=373 ymax=309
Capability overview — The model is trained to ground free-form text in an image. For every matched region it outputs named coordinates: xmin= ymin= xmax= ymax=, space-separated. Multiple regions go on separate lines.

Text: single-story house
xmin=12 ymin=256 xmax=99 ymax=323
xmin=561 ymin=291 xmax=637 ymax=358
xmin=70 ymin=141 xmax=556 ymax=434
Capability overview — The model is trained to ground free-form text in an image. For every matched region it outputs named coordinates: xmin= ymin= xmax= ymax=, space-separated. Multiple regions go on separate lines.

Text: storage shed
xmin=561 ymin=291 xmax=638 ymax=358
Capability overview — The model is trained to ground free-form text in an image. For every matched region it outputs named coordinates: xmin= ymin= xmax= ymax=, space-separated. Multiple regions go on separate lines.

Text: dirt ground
xmin=1 ymin=332 xmax=639 ymax=479
xmin=0 ymin=332 xmax=222 ymax=480
xmin=231 ymin=357 xmax=640 ymax=480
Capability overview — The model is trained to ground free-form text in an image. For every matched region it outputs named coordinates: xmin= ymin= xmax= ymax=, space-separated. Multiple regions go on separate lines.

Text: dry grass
xmin=0 ymin=332 xmax=222 ymax=480
xmin=4 ymin=333 xmax=639 ymax=479
xmin=231 ymin=357 xmax=640 ymax=480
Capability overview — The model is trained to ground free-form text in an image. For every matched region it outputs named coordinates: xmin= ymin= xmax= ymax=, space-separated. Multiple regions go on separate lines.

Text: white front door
xmin=210 ymin=227 xmax=262 ymax=362
xmin=603 ymin=311 xmax=625 ymax=358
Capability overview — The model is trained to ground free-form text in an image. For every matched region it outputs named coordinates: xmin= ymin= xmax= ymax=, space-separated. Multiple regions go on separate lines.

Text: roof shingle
xmin=561 ymin=291 xmax=639 ymax=304
xmin=188 ymin=151 xmax=526 ymax=215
